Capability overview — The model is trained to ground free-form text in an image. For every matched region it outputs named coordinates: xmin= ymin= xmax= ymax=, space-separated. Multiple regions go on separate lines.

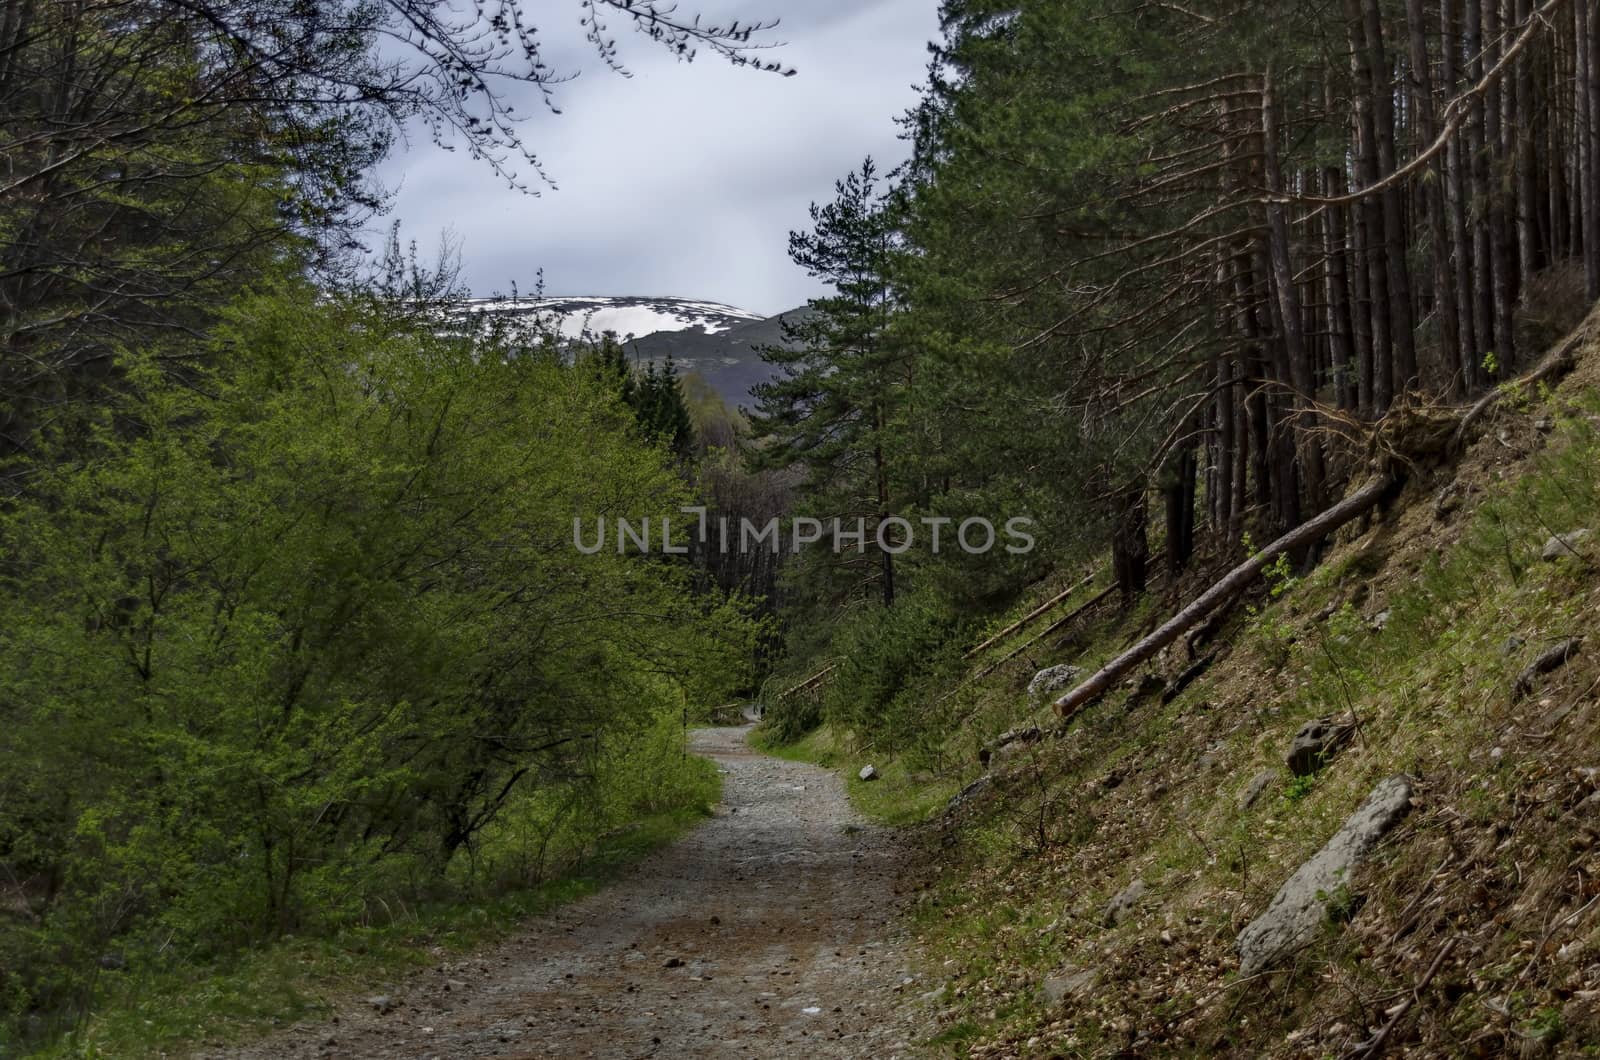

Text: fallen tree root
xmin=1512 ymin=637 xmax=1584 ymax=702
xmin=1161 ymin=650 xmax=1217 ymax=705
xmin=1343 ymin=935 xmax=1459 ymax=1059
xmin=1053 ymin=473 xmax=1399 ymax=721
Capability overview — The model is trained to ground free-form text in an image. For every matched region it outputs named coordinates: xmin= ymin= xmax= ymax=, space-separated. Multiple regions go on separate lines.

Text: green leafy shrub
xmin=0 ymin=284 xmax=754 ymax=1046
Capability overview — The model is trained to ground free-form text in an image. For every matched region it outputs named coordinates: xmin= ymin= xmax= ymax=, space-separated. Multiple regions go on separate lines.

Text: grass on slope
xmin=764 ymin=378 xmax=1600 ymax=1056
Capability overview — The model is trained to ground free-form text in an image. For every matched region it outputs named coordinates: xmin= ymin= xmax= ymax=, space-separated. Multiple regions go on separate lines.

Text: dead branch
xmin=965 ymin=571 xmax=1097 ymax=659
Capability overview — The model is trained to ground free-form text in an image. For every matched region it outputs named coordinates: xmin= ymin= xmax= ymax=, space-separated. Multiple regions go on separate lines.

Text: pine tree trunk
xmin=1164 ymin=444 xmax=1197 ymax=576
xmin=1515 ymin=0 xmax=1542 ymax=289
xmin=875 ymin=440 xmax=894 ymax=608
xmin=1112 ymin=486 xmax=1149 ymax=601
xmin=1213 ymin=348 xmax=1237 ymax=538
xmin=1580 ymin=0 xmax=1600 ymax=297
xmin=1346 ymin=0 xmax=1394 ymax=414
xmin=1443 ymin=0 xmax=1481 ymax=389
xmin=1322 ymin=163 xmax=1360 ymax=411
xmin=1484 ymin=0 xmax=1517 ymax=367
xmin=1466 ymin=0 xmax=1498 ymax=377
xmin=1407 ymin=0 xmax=1464 ymax=398
xmin=1262 ymin=72 xmax=1326 ymax=517
xmin=1363 ymin=0 xmax=1419 ymax=399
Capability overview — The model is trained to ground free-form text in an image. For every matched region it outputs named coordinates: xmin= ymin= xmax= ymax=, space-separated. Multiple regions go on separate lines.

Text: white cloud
xmin=376 ymin=0 xmax=940 ymax=315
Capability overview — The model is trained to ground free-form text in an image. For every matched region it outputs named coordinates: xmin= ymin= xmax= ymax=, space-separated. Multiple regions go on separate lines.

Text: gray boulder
xmin=1028 ymin=664 xmax=1082 ymax=704
xmin=1512 ymin=637 xmax=1584 ymax=701
xmin=1286 ymin=714 xmax=1357 ymax=776
xmin=1236 ymin=775 xmax=1413 ymax=976
xmin=1102 ymin=878 xmax=1147 ymax=926
xmin=1542 ymin=529 xmax=1593 ymax=561
xmin=858 ymin=764 xmax=878 ymax=782
xmin=1043 ymin=967 xmax=1099 ymax=1005
xmin=1238 ymin=769 xmax=1277 ymax=811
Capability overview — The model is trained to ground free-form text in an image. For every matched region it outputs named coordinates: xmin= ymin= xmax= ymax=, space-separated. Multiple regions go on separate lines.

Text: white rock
xmin=1542 ymin=529 xmax=1593 ymax=561
xmin=1027 ymin=664 xmax=1082 ymax=704
xmin=1236 ymin=776 xmax=1413 ymax=976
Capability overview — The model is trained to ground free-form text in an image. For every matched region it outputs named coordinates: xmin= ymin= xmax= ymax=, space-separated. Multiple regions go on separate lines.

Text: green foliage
xmin=35 ymin=759 xmax=714 ymax=1060
xmin=751 ymin=159 xmax=909 ymax=611
xmin=1283 ymin=773 xmax=1318 ymax=803
xmin=0 ymin=284 xmax=754 ymax=1047
xmin=581 ymin=336 xmax=696 ymax=460
xmin=820 ymin=593 xmax=968 ymax=754
xmin=759 ymin=688 xmax=825 ymax=746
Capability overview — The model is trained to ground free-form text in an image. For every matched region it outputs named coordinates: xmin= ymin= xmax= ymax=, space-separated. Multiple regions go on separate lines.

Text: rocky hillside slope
xmin=789 ymin=314 xmax=1600 ymax=1057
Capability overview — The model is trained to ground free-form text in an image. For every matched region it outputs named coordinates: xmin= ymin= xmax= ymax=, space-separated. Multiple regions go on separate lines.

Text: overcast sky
xmin=377 ymin=0 xmax=941 ymax=316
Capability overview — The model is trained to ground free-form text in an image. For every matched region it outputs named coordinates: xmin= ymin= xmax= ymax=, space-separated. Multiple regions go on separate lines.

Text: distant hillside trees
xmin=584 ymin=334 xmax=696 ymax=459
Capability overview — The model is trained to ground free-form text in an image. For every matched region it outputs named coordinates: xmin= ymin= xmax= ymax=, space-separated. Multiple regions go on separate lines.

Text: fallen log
xmin=960 ymin=583 xmax=1119 ymax=689
xmin=1054 ymin=473 xmax=1398 ymax=721
xmin=997 ymin=583 xmax=1117 ymax=665
xmin=936 ymin=582 xmax=1118 ymax=718
xmin=964 ymin=571 xmax=1096 ymax=659
xmin=777 ymin=663 xmax=837 ymax=700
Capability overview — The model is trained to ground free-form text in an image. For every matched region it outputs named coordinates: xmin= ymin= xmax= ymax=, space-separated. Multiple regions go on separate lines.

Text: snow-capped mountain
xmin=462 ymin=295 xmax=766 ymax=343
xmin=463 ymin=294 xmax=808 ymax=409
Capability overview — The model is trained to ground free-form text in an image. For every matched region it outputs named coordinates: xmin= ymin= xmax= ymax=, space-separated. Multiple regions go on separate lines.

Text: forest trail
xmin=208 ymin=726 xmax=929 ymax=1059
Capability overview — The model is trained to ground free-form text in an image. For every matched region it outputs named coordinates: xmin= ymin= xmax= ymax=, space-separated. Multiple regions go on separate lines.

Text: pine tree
xmin=750 ymin=159 xmax=904 ymax=607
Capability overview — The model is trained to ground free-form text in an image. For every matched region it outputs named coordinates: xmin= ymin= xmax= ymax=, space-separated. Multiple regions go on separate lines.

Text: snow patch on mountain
xmin=463 ymin=295 xmax=765 ymax=342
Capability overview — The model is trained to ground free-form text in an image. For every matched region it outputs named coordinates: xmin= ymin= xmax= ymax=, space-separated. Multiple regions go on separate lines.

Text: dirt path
xmin=208 ymin=726 xmax=929 ymax=1059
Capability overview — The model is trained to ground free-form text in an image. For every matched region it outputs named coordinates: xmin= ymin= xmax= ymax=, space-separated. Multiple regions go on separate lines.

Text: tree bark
xmin=1466 ymin=0 xmax=1497 ymax=378
xmin=1321 ymin=167 xmax=1359 ymax=411
xmin=1363 ymin=0 xmax=1420 ymax=399
xmin=1346 ymin=0 xmax=1393 ymax=414
xmin=1484 ymin=0 xmax=1517 ymax=367
xmin=1112 ymin=485 xmax=1149 ymax=601
xmin=1407 ymin=0 xmax=1464 ymax=398
xmin=1514 ymin=0 xmax=1542 ymax=290
xmin=1579 ymin=0 xmax=1600 ymax=297
xmin=1443 ymin=0 xmax=1480 ymax=389
xmin=1262 ymin=71 xmax=1327 ymax=516
xmin=1164 ymin=442 xmax=1198 ymax=576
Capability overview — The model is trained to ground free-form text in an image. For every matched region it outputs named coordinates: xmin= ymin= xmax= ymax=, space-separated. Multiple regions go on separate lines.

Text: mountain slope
xmin=464 ymin=295 xmax=809 ymax=410
xmin=622 ymin=307 xmax=813 ymax=411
